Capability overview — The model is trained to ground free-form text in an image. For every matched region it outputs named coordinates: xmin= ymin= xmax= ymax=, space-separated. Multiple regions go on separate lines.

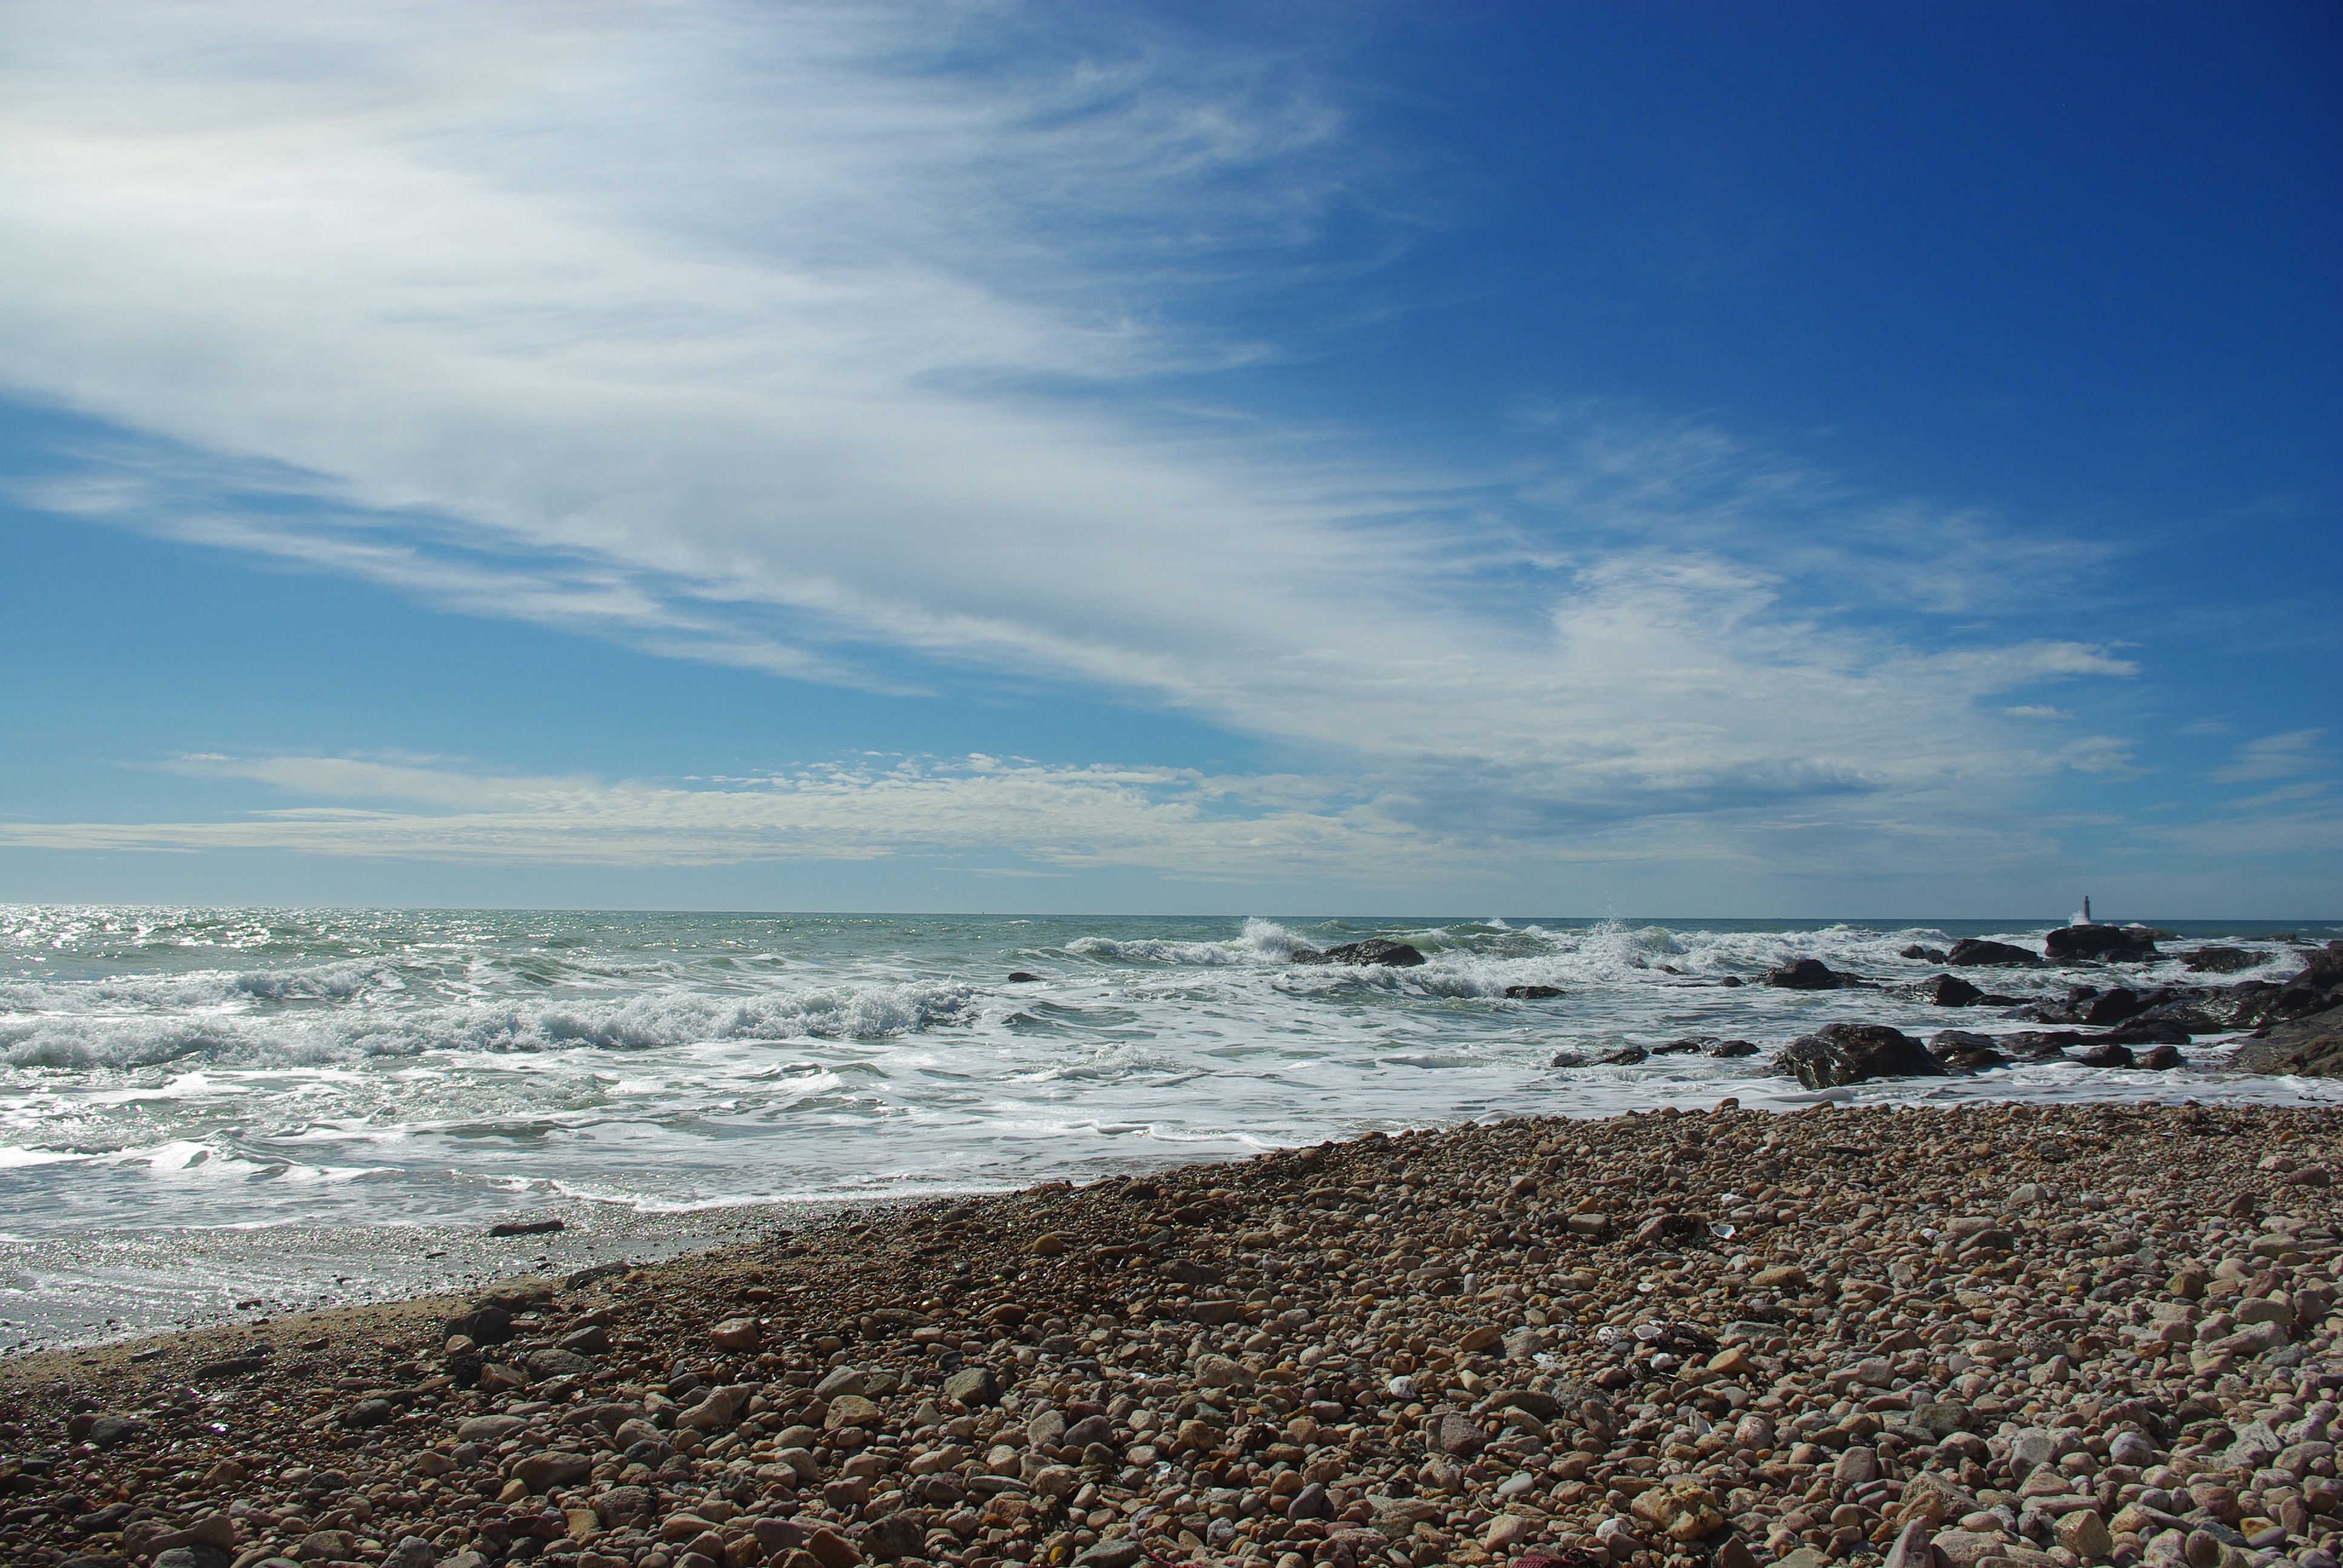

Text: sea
xmin=2 ymin=907 xmax=2335 ymax=1350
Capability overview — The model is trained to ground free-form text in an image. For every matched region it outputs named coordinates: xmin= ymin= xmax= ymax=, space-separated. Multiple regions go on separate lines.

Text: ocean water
xmin=2 ymin=907 xmax=2335 ymax=1347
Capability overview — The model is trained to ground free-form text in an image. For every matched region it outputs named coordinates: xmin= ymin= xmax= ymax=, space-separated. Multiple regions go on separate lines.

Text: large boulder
xmin=2249 ymin=945 xmax=2343 ymax=1025
xmin=1910 ymin=974 xmax=1983 ymax=1007
xmin=1289 ymin=939 xmax=1426 ymax=967
xmin=2229 ymin=1007 xmax=2343 ymax=1077
xmin=1928 ymin=1030 xmax=2009 ymax=1071
xmin=1764 ymin=958 xmax=1853 ymax=990
xmin=1775 ymin=1024 xmax=1946 ymax=1088
xmin=1946 ymin=939 xmax=2041 ymax=968
xmin=2081 ymin=988 xmax=2144 ymax=1026
xmin=2043 ymin=924 xmax=2158 ymax=962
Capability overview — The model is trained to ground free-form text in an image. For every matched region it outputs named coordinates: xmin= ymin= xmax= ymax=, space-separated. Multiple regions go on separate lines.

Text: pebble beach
xmin=5 ymin=1099 xmax=2342 ymax=1568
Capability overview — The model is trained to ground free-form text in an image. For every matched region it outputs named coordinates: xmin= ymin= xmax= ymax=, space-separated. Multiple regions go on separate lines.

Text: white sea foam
xmin=0 ymin=906 xmax=2333 ymax=1325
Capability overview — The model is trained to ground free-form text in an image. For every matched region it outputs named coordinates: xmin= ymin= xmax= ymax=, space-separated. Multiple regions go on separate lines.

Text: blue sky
xmin=1 ymin=1 xmax=2336 ymax=916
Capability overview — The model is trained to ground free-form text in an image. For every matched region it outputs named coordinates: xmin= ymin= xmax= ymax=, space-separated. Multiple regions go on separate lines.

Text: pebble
xmin=4 ymin=1102 xmax=2341 ymax=1568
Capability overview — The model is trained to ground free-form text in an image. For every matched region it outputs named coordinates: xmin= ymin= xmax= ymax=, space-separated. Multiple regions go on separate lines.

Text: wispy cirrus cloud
xmin=0 ymin=1 xmax=2154 ymax=877
xmin=2211 ymin=730 xmax=2327 ymax=785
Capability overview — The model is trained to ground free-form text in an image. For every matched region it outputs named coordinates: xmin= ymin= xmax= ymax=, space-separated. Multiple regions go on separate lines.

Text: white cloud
xmin=0 ymin=750 xmax=2085 ymax=886
xmin=0 ymin=753 xmax=1412 ymax=877
xmin=2211 ymin=730 xmax=2328 ymax=786
xmin=0 ymin=1 xmax=2149 ymax=874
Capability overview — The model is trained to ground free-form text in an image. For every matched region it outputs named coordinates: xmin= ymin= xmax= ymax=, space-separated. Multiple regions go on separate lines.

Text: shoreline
xmin=9 ymin=1054 xmax=2337 ymax=1361
xmin=4 ymin=1100 xmax=2341 ymax=1568
xmin=0 ymin=1201 xmax=856 ymax=1358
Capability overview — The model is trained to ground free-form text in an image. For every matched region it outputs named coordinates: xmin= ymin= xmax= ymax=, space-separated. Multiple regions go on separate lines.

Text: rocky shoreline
xmin=6 ymin=1100 xmax=2343 ymax=1568
xmin=1558 ymin=937 xmax=2343 ymax=1085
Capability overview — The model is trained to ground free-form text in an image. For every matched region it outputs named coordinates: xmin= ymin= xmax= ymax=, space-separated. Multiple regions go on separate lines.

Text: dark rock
xmin=557 ymin=1324 xmax=608 ymax=1354
xmin=1775 ymin=1024 xmax=1945 ymax=1088
xmin=2082 ymin=987 xmax=2144 ymax=1026
xmin=82 ymin=1415 xmax=139 ymax=1449
xmin=1947 ymin=939 xmax=2042 ymax=968
xmin=1705 ymin=1038 xmax=1758 ymax=1057
xmin=1927 ymin=1030 xmax=2009 ymax=1071
xmin=75 ymin=1503 xmax=136 ymax=1533
xmin=1504 ymin=984 xmax=1564 ymax=999
xmin=341 ymin=1399 xmax=398 ymax=1429
xmin=2001 ymin=1030 xmax=2092 ymax=1059
xmin=2066 ymin=1042 xmax=2135 ymax=1069
xmin=2044 ymin=924 xmax=2158 ymax=962
xmin=1649 ymin=1036 xmax=1706 ymax=1055
xmin=150 ymin=1550 xmax=231 ymax=1568
xmin=1599 ymin=1046 xmax=1648 ymax=1065
xmin=1289 ymin=939 xmax=1426 ymax=968
xmin=490 ymin=1218 xmax=565 ymax=1238
xmin=2250 ymin=946 xmax=2343 ymax=1025
xmin=1899 ymin=945 xmax=1949 ymax=963
xmin=2135 ymin=1044 xmax=2186 ymax=1070
xmin=1717 ymin=975 xmax=1742 ymax=987
xmin=1911 ymin=973 xmax=1983 ymax=1007
xmin=2177 ymin=982 xmax=2280 ymax=1028
xmin=445 ymin=1306 xmax=512 ymax=1345
xmin=863 ymin=1513 xmax=926 ymax=1563
xmin=1063 ymin=1413 xmax=1115 ymax=1448
xmin=1484 ymin=1387 xmax=1568 ymax=1422
xmin=2229 ymin=1005 xmax=2343 ymax=1077
xmin=2183 ymin=947 xmax=2261 ymax=974
xmin=1286 ymin=1480 xmax=1336 ymax=1519
xmin=2018 ymin=984 xmax=2096 ymax=1024
xmin=2098 ymin=1016 xmax=2191 ymax=1045
xmin=1547 ymin=1050 xmax=1587 ymax=1068
xmin=1006 ymin=972 xmax=1042 ymax=983
xmin=1764 ymin=958 xmax=1852 ymax=990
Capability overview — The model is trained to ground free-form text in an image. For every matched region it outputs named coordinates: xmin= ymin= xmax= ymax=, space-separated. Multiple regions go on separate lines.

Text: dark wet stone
xmin=1947 ymin=938 xmax=2042 ymax=968
xmin=1765 ymin=958 xmax=1852 ymax=990
xmin=1290 ymin=939 xmax=1426 ymax=967
xmin=1775 ymin=1023 xmax=1945 ymax=1088
xmin=1912 ymin=973 xmax=1983 ymax=1007
xmin=1928 ymin=1030 xmax=2009 ymax=1071
xmin=2045 ymin=923 xmax=2159 ymax=962
xmin=490 ymin=1218 xmax=565 ymax=1238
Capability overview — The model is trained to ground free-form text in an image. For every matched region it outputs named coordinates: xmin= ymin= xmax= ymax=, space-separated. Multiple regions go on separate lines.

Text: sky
xmin=0 ymin=1 xmax=2337 ymax=917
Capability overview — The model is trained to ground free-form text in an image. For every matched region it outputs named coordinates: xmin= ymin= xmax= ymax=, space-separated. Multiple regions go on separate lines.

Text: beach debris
xmin=490 ymin=1217 xmax=566 ymax=1238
